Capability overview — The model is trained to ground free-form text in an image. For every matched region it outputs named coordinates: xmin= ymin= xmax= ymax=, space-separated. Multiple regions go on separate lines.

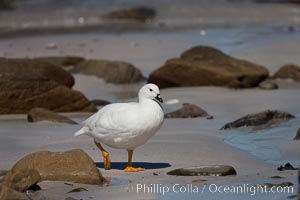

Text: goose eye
xmin=149 ymin=89 xmax=153 ymax=92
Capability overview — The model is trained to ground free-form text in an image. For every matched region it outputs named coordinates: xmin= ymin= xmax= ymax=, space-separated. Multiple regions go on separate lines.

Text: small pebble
xmin=45 ymin=42 xmax=57 ymax=50
xmin=67 ymin=187 xmax=88 ymax=193
xmin=206 ymin=116 xmax=214 ymax=120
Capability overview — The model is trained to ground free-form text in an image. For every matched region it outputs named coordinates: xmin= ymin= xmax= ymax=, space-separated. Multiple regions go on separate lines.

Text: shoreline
xmin=0 ymin=14 xmax=299 ymax=199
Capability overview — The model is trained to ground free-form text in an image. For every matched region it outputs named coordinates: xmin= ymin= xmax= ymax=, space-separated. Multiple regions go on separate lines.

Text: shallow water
xmin=223 ymin=114 xmax=300 ymax=166
xmin=1 ymin=0 xmax=300 ymax=38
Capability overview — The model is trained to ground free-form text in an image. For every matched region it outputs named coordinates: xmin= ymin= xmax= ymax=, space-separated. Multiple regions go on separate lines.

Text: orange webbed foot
xmin=124 ymin=166 xmax=145 ymax=172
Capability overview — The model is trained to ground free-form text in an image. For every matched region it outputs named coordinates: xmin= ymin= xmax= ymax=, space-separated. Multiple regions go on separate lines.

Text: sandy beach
xmin=0 ymin=0 xmax=299 ymax=199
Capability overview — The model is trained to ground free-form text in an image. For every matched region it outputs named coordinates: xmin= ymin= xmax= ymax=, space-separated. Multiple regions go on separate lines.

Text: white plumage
xmin=74 ymin=83 xmax=164 ymax=172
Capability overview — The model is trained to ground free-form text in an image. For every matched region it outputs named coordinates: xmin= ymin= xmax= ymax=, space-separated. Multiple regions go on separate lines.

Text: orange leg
xmin=94 ymin=141 xmax=111 ymax=170
xmin=124 ymin=150 xmax=144 ymax=172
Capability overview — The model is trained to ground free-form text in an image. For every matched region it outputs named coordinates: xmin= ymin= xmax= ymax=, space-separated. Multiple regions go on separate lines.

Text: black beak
xmin=155 ymin=94 xmax=163 ymax=103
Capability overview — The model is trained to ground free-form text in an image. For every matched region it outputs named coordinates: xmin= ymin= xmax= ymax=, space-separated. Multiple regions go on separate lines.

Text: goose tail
xmin=74 ymin=126 xmax=90 ymax=137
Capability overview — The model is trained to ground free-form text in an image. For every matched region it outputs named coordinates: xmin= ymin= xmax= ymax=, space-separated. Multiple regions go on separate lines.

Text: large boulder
xmin=273 ymin=64 xmax=300 ymax=81
xmin=103 ymin=6 xmax=156 ymax=22
xmin=75 ymin=59 xmax=145 ymax=84
xmin=0 ymin=74 xmax=96 ymax=114
xmin=165 ymin=103 xmax=209 ymax=118
xmin=2 ymin=168 xmax=41 ymax=192
xmin=221 ymin=110 xmax=295 ymax=130
xmin=0 ymin=58 xmax=75 ymax=87
xmin=149 ymin=46 xmax=269 ymax=89
xmin=0 ymin=185 xmax=30 ymax=200
xmin=7 ymin=149 xmax=104 ymax=185
xmin=27 ymin=107 xmax=77 ymax=124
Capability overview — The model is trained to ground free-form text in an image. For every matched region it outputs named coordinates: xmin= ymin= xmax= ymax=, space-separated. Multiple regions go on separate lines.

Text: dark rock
xmin=287 ymin=195 xmax=297 ymax=199
xmin=273 ymin=64 xmax=300 ymax=81
xmin=0 ymin=185 xmax=30 ymax=200
xmin=75 ymin=59 xmax=145 ymax=84
xmin=165 ymin=103 xmax=209 ymax=118
xmin=0 ymin=0 xmax=14 ymax=10
xmin=103 ymin=7 xmax=156 ymax=22
xmin=2 ymin=168 xmax=41 ymax=192
xmin=0 ymin=57 xmax=75 ymax=87
xmin=27 ymin=184 xmax=41 ymax=191
xmin=258 ymin=79 xmax=278 ymax=90
xmin=269 ymin=176 xmax=285 ymax=179
xmin=206 ymin=116 xmax=214 ymax=120
xmin=64 ymin=182 xmax=74 ymax=186
xmin=0 ymin=74 xmax=96 ymax=114
xmin=67 ymin=187 xmax=88 ymax=193
xmin=27 ymin=107 xmax=77 ymax=124
xmin=0 ymin=170 xmax=8 ymax=177
xmin=65 ymin=197 xmax=78 ymax=200
xmin=221 ymin=110 xmax=295 ymax=130
xmin=36 ymin=56 xmax=85 ymax=68
xmin=288 ymin=0 xmax=300 ymax=3
xmin=8 ymin=149 xmax=104 ymax=185
xmin=167 ymin=165 xmax=237 ymax=176
xmin=294 ymin=128 xmax=300 ymax=140
xmin=90 ymin=99 xmax=111 ymax=106
xmin=277 ymin=163 xmax=298 ymax=171
xmin=262 ymin=182 xmax=293 ymax=188
xmin=149 ymin=46 xmax=269 ymax=89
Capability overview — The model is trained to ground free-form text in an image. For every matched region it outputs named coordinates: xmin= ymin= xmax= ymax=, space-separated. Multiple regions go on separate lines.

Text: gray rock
xmin=259 ymin=79 xmax=278 ymax=90
xmin=165 ymin=103 xmax=209 ymax=118
xmin=221 ymin=110 xmax=295 ymax=130
xmin=269 ymin=176 xmax=285 ymax=179
xmin=28 ymin=107 xmax=77 ymax=124
xmin=167 ymin=165 xmax=237 ymax=176
xmin=75 ymin=59 xmax=145 ymax=84
xmin=294 ymin=128 xmax=300 ymax=140
xmin=277 ymin=162 xmax=298 ymax=171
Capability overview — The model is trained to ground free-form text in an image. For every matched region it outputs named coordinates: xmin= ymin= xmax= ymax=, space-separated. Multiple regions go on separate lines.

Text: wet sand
xmin=0 ymin=1 xmax=300 ymax=198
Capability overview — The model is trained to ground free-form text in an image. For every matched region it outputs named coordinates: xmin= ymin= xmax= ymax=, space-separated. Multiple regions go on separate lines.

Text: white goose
xmin=74 ymin=83 xmax=164 ymax=172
